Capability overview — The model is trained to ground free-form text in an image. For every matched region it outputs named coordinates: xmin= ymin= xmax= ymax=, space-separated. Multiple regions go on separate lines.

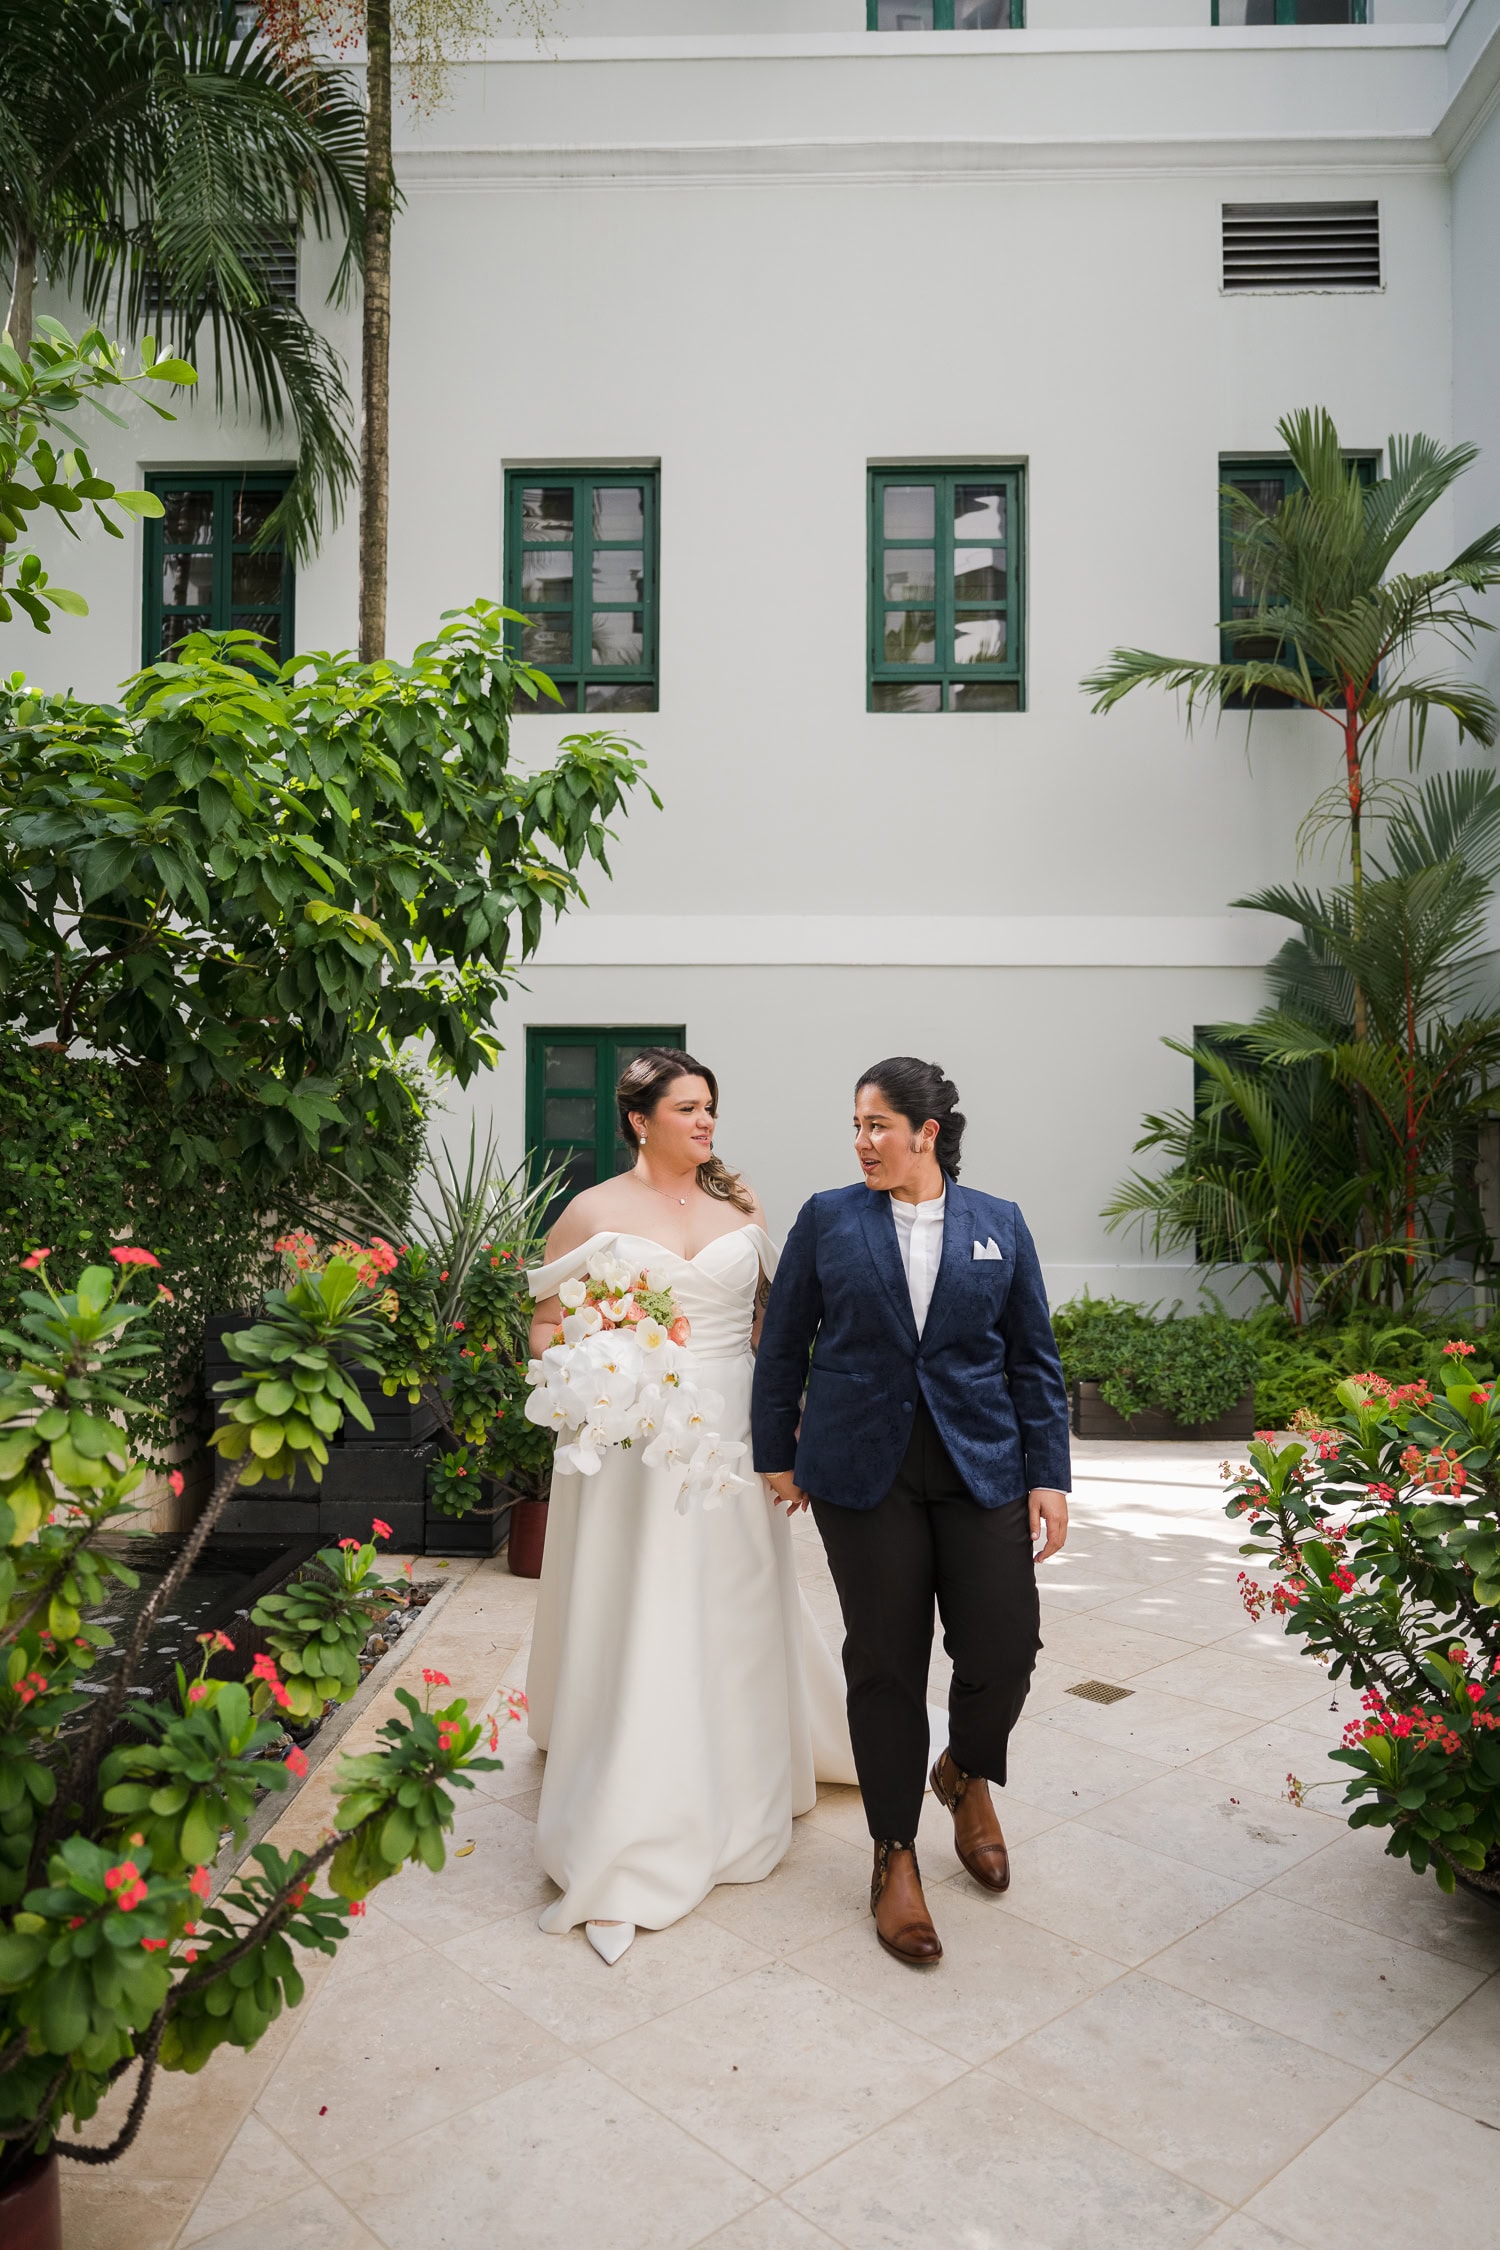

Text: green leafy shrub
xmin=1226 ymin=1350 xmax=1500 ymax=1894
xmin=1052 ymin=1296 xmax=1257 ymax=1425
xmin=0 ymin=1252 xmax=517 ymax=2184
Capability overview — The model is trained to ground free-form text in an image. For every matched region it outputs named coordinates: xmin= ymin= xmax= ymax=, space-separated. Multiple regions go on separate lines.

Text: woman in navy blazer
xmin=753 ymin=1059 xmax=1070 ymax=1967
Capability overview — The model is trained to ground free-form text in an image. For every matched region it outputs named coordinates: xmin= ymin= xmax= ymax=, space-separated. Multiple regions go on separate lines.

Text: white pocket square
xmin=972 ymin=1238 xmax=1003 ymax=1261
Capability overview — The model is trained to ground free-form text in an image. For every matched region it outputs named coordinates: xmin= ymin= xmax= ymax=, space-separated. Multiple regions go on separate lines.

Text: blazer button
xmin=901 ymin=1401 xmax=913 ymax=1414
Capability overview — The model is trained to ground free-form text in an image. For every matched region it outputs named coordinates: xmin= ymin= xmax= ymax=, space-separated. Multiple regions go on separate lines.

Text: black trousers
xmin=812 ymin=1401 xmax=1041 ymax=1843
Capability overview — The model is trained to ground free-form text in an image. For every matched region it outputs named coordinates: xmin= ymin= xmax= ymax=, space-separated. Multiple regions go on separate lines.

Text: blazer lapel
xmin=920 ymin=1179 xmax=970 ymax=1350
xmin=858 ymin=1190 xmax=918 ymax=1346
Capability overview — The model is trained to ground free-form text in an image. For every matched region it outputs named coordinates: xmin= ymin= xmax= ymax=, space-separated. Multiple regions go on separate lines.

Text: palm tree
xmin=0 ymin=0 xmax=367 ymax=562
xmin=258 ymin=0 xmax=552 ymax=656
xmin=1082 ymin=408 xmax=1500 ymax=1026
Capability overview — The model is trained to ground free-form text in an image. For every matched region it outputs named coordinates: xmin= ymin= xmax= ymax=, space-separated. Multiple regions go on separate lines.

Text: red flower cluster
xmin=1329 ymin=1565 xmax=1357 ymax=1594
xmin=140 ymin=1936 xmax=168 ymax=1953
xmin=251 ymin=1652 xmax=292 ymax=1711
xmin=1442 ymin=1338 xmax=1476 ymax=1358
xmin=20 ymin=1247 xmax=51 ymax=1270
xmin=105 ymin=1860 xmax=148 ymax=1911
xmin=436 ymin=1721 xmax=459 ymax=1754
xmin=195 ymin=1629 xmax=235 ymax=1655
xmin=372 ymin=1518 xmax=393 ymax=1541
xmin=422 ymin=1669 xmax=451 ymax=1689
xmin=188 ymin=1865 xmax=212 ymax=1901
xmin=1349 ymin=1372 xmax=1434 ymax=1409
xmin=1399 ymin=1444 xmax=1467 ymax=1497
xmin=1364 ymin=1482 xmax=1397 ymax=1505
xmin=110 ymin=1246 xmax=159 ymax=1267
xmin=284 ymin=1746 xmax=309 ymax=1779
xmin=14 ymin=1671 xmax=47 ymax=1705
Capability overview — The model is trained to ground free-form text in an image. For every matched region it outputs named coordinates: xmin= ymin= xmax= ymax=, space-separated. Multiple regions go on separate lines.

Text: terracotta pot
xmin=0 ymin=2151 xmax=61 ymax=2250
xmin=507 ymin=1495 xmax=549 ymax=1578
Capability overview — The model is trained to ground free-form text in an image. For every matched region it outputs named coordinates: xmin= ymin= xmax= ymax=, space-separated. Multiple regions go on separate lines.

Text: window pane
xmin=544 ymin=1046 xmax=596 ymax=1089
xmin=956 ymin=610 xmax=1006 ymax=665
xmin=159 ymin=614 xmax=208 ymax=654
xmin=541 ymin=679 xmax=580 ymax=711
xmin=884 ymin=610 xmax=936 ymax=664
xmin=955 ymin=0 xmax=1010 ymax=24
xmin=586 ymin=682 xmax=656 ymax=712
xmin=163 ymin=554 xmax=214 ymax=607
xmin=1215 ymin=1 xmax=1277 ymax=18
xmin=883 ymin=485 xmax=935 ymax=540
xmin=593 ymin=549 xmax=643 ymax=602
xmin=560 ymin=1151 xmax=597 ymax=1198
xmin=232 ymin=491 xmax=280 ymax=543
xmin=592 ymin=612 xmax=643 ymax=666
xmin=230 ymin=612 xmax=282 ymax=661
xmin=521 ymin=550 xmax=573 ymax=605
xmin=950 ymin=680 xmax=1020 ymax=711
xmin=871 ymin=680 xmax=941 ymax=711
xmin=594 ymin=487 xmax=644 ymax=541
xmin=874 ymin=1 xmax=934 ymax=24
xmin=231 ymin=552 xmax=282 ymax=605
xmin=1294 ymin=0 xmax=1357 ymax=18
xmin=522 ymin=486 xmax=574 ymax=540
xmin=162 ymin=490 xmax=214 ymax=545
xmin=954 ymin=545 xmax=1006 ymax=600
xmin=1226 ymin=479 xmax=1287 ymax=607
xmin=522 ymin=620 xmax=572 ymax=665
xmin=954 ymin=484 xmax=1005 ymax=540
xmin=884 ymin=549 xmax=935 ymax=601
xmin=544 ymin=1095 xmax=596 ymax=1139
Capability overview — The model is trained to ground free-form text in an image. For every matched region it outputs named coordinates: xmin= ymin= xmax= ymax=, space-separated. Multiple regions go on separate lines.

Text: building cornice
xmin=526 ymin=914 xmax=1281 ymax=971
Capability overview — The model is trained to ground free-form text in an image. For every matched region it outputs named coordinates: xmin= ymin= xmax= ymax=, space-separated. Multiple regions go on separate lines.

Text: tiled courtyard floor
xmin=63 ymin=1443 xmax=1500 ymax=2249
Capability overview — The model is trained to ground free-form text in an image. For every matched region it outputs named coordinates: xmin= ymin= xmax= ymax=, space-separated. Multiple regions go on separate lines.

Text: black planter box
xmin=424 ymin=1483 xmax=513 ymax=1557
xmin=1071 ymin=1380 xmax=1256 ymax=1442
xmin=217 ymin=1492 xmax=426 ymax=1547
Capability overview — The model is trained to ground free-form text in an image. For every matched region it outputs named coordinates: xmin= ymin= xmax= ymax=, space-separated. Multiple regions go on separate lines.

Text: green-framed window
xmin=526 ymin=1026 xmax=686 ymax=1209
xmin=1220 ymin=453 xmax=1375 ymax=669
xmin=868 ymin=3 xmax=1025 ymax=26
xmin=504 ymin=469 xmax=659 ymax=713
xmin=1212 ymin=3 xmax=1366 ymax=24
xmin=868 ymin=466 xmax=1024 ymax=712
xmin=142 ymin=471 xmax=293 ymax=664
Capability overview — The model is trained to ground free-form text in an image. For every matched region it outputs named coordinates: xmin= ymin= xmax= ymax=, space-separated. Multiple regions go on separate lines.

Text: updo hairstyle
xmin=616 ymin=1048 xmax=756 ymax=1214
xmin=856 ymin=1056 xmax=967 ymax=1180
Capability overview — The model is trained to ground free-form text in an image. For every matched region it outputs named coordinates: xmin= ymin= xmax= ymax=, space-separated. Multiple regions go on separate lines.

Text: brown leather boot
xmin=930 ymin=1750 xmax=1010 ymax=1893
xmin=871 ymin=1841 xmax=942 ymax=1966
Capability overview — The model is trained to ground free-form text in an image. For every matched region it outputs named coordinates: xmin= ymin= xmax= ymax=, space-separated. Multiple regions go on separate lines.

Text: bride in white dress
xmin=524 ymin=1048 xmax=856 ymax=1963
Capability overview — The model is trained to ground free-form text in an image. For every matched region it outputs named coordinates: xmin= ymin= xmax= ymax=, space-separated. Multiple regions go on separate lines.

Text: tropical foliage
xmin=1228 ymin=1358 xmax=1500 ymax=1898
xmin=0 ymin=320 xmax=191 ymax=632
xmin=0 ymin=1251 xmax=518 ymax=2186
xmin=0 ymin=603 xmax=656 ymax=1184
xmin=1051 ymin=1296 xmax=1257 ymax=1426
xmin=0 ymin=0 xmax=368 ymax=562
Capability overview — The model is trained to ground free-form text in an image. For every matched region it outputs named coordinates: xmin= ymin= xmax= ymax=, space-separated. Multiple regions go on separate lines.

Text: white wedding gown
xmin=524 ymin=1225 xmax=858 ymax=1933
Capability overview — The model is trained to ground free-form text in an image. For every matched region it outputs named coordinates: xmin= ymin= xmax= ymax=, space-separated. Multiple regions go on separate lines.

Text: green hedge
xmin=0 ymin=1040 xmax=428 ymax=1465
xmin=1052 ymin=1293 xmax=1494 ymax=1429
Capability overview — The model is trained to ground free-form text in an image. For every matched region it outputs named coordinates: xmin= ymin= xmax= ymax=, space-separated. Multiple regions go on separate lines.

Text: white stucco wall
xmin=14 ymin=4 xmax=1498 ymax=1299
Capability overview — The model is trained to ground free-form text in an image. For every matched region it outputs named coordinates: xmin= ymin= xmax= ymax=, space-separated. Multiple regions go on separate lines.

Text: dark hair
xmin=856 ymin=1056 xmax=967 ymax=1180
xmin=616 ymin=1048 xmax=755 ymax=1213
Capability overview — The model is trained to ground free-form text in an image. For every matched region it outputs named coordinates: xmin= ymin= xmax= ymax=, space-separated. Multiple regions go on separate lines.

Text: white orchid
xmin=557 ymin=1421 xmax=611 ymax=1476
xmin=587 ymin=1251 xmax=634 ymax=1295
xmin=561 ymin=1303 xmax=604 ymax=1345
xmin=524 ymin=1385 xmax=574 ymax=1431
xmin=557 ymin=1277 xmax=588 ymax=1309
xmin=602 ymin=1295 xmax=634 ymax=1325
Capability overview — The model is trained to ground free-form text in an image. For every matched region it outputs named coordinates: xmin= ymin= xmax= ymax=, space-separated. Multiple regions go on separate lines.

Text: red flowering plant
xmin=1227 ymin=1347 xmax=1500 ymax=1897
xmin=0 ymin=1254 xmax=513 ymax=2188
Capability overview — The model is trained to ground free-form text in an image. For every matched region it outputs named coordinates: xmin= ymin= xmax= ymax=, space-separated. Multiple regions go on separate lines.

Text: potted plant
xmin=0 ymin=1249 xmax=516 ymax=2242
xmin=1053 ymin=1296 xmax=1257 ymax=1439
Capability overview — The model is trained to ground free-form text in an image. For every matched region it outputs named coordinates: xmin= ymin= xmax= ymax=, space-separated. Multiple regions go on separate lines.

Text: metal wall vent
xmin=142 ymin=235 xmax=298 ymax=317
xmin=1222 ymin=202 xmax=1380 ymax=293
xmin=1067 ymin=1679 xmax=1133 ymax=1706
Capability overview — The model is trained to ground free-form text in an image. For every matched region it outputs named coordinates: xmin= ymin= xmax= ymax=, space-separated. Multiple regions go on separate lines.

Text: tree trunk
xmin=358 ymin=0 xmax=393 ymax=663
xmin=1344 ymin=699 xmax=1368 ymax=1042
xmin=4 ymin=234 xmax=37 ymax=358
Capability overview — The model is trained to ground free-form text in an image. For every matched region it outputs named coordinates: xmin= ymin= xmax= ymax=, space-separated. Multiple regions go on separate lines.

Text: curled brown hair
xmin=616 ymin=1048 xmax=755 ymax=1214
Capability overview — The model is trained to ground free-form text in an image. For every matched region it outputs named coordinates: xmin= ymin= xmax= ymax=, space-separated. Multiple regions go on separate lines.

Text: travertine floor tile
xmin=696 ymin=1820 xmax=870 ymax=1955
xmin=1193 ymin=1720 xmax=1343 ymax=1806
xmin=1085 ymin=1577 xmax=1258 ymax=1645
xmin=1128 ymin=1644 xmax=1326 ymax=1720
xmin=186 ymin=2181 xmax=381 ymax=2250
xmin=368 ymin=1795 xmax=553 ymax=1945
xmin=58 ymin=2174 xmax=201 ymax=2250
xmin=1246 ymin=2079 xmax=1500 ymax=2247
xmin=179 ymin=2115 xmax=317 ymax=2246
xmin=1078 ymin=1765 xmax=1345 ymax=1886
xmin=788 ymin=1879 xmax=1120 ymax=2063
xmin=329 ymin=2057 xmax=761 ymax=2250
xmin=989 ymin=1972 xmax=1371 ymax=2201
xmin=1001 ymin=1716 xmax=1171 ymax=1815
xmin=255 ymin=1947 xmax=568 ymax=2173
xmin=1034 ymin=1611 xmax=1199 ymax=1681
xmin=1001 ymin=1819 xmax=1248 ymax=1966
xmin=1199 ymin=2219 xmax=1301 ymax=2249
xmin=1149 ymin=1890 xmax=1485 ymax=2071
xmin=1389 ymin=1969 xmax=1500 ymax=2125
xmin=783 ymin=2071 xmax=1226 ymax=2249
xmin=592 ymin=1958 xmax=964 ymax=2193
xmin=442 ymin=1899 xmax=768 ymax=2047
xmin=1268 ymin=1828 xmax=1500 ymax=1970
xmin=693 ymin=2200 xmax=846 ymax=2249
xmin=1033 ymin=1682 xmax=1255 ymax=1766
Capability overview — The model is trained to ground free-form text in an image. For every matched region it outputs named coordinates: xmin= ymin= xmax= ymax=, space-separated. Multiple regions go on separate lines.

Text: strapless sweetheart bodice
xmin=527 ymin=1225 xmax=773 ymax=1363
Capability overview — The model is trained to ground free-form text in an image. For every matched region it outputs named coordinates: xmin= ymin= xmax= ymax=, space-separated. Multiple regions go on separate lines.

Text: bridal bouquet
xmin=523 ymin=1248 xmax=750 ymax=1510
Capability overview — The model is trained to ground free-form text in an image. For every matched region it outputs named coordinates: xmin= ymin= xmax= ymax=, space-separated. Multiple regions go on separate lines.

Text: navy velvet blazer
xmin=751 ymin=1180 xmax=1072 ymax=1511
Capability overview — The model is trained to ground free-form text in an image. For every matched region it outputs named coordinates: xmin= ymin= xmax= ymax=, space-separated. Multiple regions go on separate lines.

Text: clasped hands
xmin=764 ymin=1470 xmax=1069 ymax=1561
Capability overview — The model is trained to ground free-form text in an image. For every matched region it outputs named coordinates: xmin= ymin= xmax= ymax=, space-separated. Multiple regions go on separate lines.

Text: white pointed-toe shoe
xmin=586 ymin=1920 xmax=635 ymax=1966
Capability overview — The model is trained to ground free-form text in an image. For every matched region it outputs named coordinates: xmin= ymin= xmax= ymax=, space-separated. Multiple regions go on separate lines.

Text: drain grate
xmin=1066 ymin=1679 xmax=1133 ymax=1706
